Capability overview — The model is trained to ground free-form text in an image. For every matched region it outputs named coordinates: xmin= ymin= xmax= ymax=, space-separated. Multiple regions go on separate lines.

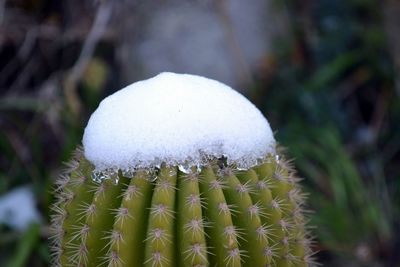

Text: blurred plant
xmin=0 ymin=1 xmax=114 ymax=265
xmin=253 ymin=0 xmax=399 ymax=266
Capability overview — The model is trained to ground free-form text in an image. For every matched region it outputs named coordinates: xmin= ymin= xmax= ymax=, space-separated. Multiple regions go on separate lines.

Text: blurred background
xmin=0 ymin=0 xmax=399 ymax=266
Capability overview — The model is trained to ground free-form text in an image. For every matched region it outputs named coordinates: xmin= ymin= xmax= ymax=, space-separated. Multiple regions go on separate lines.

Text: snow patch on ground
xmin=83 ymin=72 xmax=275 ymax=170
xmin=0 ymin=186 xmax=42 ymax=231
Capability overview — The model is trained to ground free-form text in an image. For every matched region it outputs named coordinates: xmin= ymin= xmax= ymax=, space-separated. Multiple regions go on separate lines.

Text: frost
xmin=0 ymin=186 xmax=42 ymax=231
xmin=83 ymin=72 xmax=275 ymax=171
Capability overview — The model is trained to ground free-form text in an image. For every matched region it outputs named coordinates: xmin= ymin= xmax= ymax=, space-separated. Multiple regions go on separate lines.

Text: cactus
xmin=51 ymin=149 xmax=313 ymax=267
xmin=50 ymin=72 xmax=314 ymax=266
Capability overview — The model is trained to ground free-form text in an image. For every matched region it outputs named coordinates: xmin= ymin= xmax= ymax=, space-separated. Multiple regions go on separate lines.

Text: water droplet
xmin=122 ymin=168 xmax=136 ymax=178
xmin=178 ymin=163 xmax=191 ymax=174
xmin=108 ymin=169 xmax=118 ymax=178
xmin=91 ymin=171 xmax=100 ymax=183
xmin=154 ymin=163 xmax=161 ymax=170
xmin=91 ymin=168 xmax=119 ymax=184
xmin=195 ymin=164 xmax=202 ymax=173
xmin=147 ymin=168 xmax=159 ymax=182
xmin=112 ymin=175 xmax=120 ymax=185
xmin=91 ymin=170 xmax=110 ymax=183
xmin=168 ymin=168 xmax=177 ymax=176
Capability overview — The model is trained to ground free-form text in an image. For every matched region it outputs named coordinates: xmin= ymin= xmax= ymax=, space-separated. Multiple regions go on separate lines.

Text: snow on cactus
xmin=51 ymin=72 xmax=314 ymax=267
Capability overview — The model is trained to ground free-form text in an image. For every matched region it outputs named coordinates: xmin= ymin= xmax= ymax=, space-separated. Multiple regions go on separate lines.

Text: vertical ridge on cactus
xmin=51 ymin=72 xmax=315 ymax=266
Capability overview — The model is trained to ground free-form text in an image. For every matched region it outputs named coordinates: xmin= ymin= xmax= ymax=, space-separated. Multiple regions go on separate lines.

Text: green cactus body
xmin=51 ymin=149 xmax=312 ymax=267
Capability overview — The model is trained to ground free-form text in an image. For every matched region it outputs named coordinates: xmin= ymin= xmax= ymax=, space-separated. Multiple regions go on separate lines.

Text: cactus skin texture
xmin=51 ymin=149 xmax=314 ymax=267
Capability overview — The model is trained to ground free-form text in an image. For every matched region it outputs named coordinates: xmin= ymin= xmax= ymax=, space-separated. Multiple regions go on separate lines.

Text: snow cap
xmin=83 ymin=72 xmax=275 ymax=170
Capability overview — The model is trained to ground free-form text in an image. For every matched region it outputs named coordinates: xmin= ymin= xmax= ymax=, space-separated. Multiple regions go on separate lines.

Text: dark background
xmin=0 ymin=0 xmax=399 ymax=266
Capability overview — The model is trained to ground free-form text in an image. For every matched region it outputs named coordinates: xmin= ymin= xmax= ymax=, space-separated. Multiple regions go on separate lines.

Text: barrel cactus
xmin=51 ymin=72 xmax=314 ymax=267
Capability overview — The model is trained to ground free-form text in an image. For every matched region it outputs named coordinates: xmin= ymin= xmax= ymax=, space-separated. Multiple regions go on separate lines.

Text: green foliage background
xmin=0 ymin=0 xmax=399 ymax=266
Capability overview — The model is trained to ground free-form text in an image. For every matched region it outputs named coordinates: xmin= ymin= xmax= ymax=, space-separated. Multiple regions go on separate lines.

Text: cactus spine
xmin=51 ymin=149 xmax=313 ymax=267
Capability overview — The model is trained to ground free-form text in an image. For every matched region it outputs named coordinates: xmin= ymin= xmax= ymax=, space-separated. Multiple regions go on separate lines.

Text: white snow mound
xmin=83 ymin=72 xmax=275 ymax=170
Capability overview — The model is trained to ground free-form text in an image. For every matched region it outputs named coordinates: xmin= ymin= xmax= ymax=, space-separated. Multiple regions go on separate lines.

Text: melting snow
xmin=83 ymin=72 xmax=275 ymax=170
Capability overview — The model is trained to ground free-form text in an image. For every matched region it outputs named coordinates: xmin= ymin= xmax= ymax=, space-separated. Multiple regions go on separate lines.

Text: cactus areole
xmin=51 ymin=72 xmax=314 ymax=267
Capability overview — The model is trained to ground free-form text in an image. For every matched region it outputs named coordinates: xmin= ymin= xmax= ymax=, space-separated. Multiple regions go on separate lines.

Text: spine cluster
xmin=51 ymin=149 xmax=314 ymax=267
